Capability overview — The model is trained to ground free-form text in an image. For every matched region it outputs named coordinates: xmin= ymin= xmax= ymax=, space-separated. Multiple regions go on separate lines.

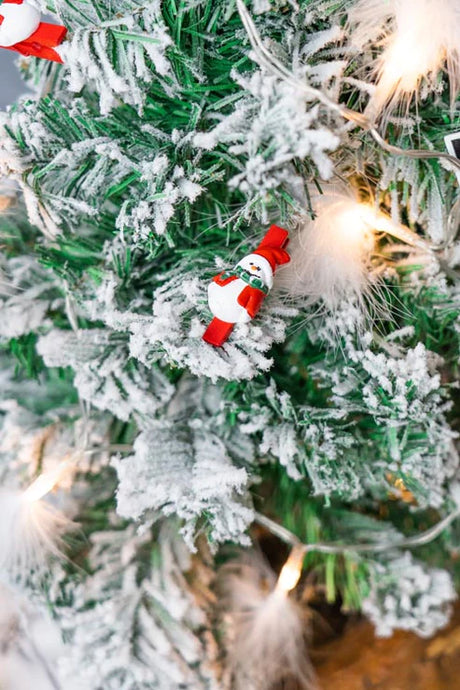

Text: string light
xmin=316 ymin=199 xmax=427 ymax=250
xmin=238 ymin=0 xmax=460 ymax=264
xmin=236 ymin=0 xmax=460 ymax=177
xmin=21 ymin=443 xmax=133 ymax=505
xmin=279 ymin=189 xmax=434 ymax=308
xmin=22 ymin=460 xmax=72 ymax=503
xmin=275 ymin=544 xmax=306 ymax=595
xmin=254 ymin=495 xmax=460 ymax=599
xmin=349 ymin=0 xmax=460 ymax=119
xmin=354 ymin=203 xmax=432 ymax=251
xmin=330 ymin=202 xmax=374 ymax=246
xmin=255 ymin=509 xmax=460 ymax=556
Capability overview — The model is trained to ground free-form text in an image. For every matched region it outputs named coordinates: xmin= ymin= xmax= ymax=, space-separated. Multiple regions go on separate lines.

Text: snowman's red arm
xmin=212 ymin=272 xmax=238 ymax=287
xmin=7 ymin=23 xmax=67 ymax=62
xmin=202 ymin=318 xmax=234 ymax=347
xmin=237 ymin=286 xmax=265 ymax=319
xmin=1 ymin=0 xmax=67 ymax=63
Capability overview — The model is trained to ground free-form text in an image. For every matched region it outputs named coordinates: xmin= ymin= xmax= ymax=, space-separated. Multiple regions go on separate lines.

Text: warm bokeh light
xmin=320 ymin=199 xmax=420 ymax=250
xmin=276 ymin=545 xmax=306 ymax=594
xmin=366 ymin=0 xmax=460 ymax=116
xmin=358 ymin=203 xmax=428 ymax=249
xmin=23 ymin=460 xmax=71 ymax=503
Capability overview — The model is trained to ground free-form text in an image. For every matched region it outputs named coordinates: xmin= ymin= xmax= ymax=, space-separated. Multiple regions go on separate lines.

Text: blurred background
xmin=0 ymin=52 xmax=29 ymax=107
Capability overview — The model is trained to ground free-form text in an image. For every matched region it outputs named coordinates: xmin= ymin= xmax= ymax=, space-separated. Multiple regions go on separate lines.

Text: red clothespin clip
xmin=0 ymin=0 xmax=67 ymax=63
xmin=203 ymin=225 xmax=291 ymax=347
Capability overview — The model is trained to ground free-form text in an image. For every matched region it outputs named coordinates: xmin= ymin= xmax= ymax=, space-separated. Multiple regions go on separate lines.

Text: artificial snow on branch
xmin=57 ymin=0 xmax=174 ymax=114
xmin=0 ymin=254 xmax=56 ymax=339
xmin=112 ymin=420 xmax=254 ymax=550
xmin=0 ymin=0 xmax=459 ymax=681
xmin=37 ymin=328 xmax=175 ymax=422
xmin=56 ymin=523 xmax=219 ymax=690
xmin=362 ymin=552 xmax=456 ymax=637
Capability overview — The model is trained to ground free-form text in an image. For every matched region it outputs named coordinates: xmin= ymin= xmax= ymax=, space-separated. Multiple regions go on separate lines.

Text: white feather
xmin=0 ymin=488 xmax=72 ymax=577
xmin=348 ymin=0 xmax=460 ymax=117
xmin=347 ymin=0 xmax=394 ymax=49
xmin=277 ymin=187 xmax=376 ymax=309
xmin=218 ymin=552 xmax=314 ymax=690
xmin=0 ymin=583 xmax=65 ymax=690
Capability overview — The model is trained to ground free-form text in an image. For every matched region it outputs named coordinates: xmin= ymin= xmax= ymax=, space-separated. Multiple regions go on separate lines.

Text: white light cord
xmin=236 ymin=0 xmax=460 ymax=174
xmin=255 ymin=509 xmax=460 ymax=554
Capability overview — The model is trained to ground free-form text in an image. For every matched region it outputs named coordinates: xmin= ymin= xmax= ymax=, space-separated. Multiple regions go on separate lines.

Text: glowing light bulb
xmin=328 ymin=200 xmax=428 ymax=252
xmin=368 ymin=0 xmax=459 ymax=116
xmin=275 ymin=545 xmax=306 ymax=594
xmin=336 ymin=204 xmax=374 ymax=245
xmin=380 ymin=39 xmax=440 ymax=93
xmin=278 ymin=187 xmax=429 ymax=308
xmin=358 ymin=204 xmax=429 ymax=250
xmin=22 ymin=460 xmax=71 ymax=503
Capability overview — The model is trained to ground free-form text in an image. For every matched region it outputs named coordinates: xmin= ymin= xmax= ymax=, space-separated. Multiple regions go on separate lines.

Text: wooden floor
xmin=313 ymin=603 xmax=460 ymax=690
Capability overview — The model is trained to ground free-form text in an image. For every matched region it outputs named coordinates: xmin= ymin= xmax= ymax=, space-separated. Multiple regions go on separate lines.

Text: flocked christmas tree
xmin=0 ymin=0 xmax=460 ymax=688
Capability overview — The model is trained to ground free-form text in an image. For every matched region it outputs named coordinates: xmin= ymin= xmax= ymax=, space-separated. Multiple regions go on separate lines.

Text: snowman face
xmin=237 ymin=254 xmax=274 ymax=289
xmin=0 ymin=2 xmax=41 ymax=47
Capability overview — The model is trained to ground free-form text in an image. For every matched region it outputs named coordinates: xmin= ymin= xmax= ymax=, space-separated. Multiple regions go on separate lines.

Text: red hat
xmin=253 ymin=225 xmax=290 ymax=271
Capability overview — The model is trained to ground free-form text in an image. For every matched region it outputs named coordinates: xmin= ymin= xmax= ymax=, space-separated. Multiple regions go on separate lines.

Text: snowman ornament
xmin=203 ymin=225 xmax=290 ymax=347
xmin=0 ymin=0 xmax=67 ymax=63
